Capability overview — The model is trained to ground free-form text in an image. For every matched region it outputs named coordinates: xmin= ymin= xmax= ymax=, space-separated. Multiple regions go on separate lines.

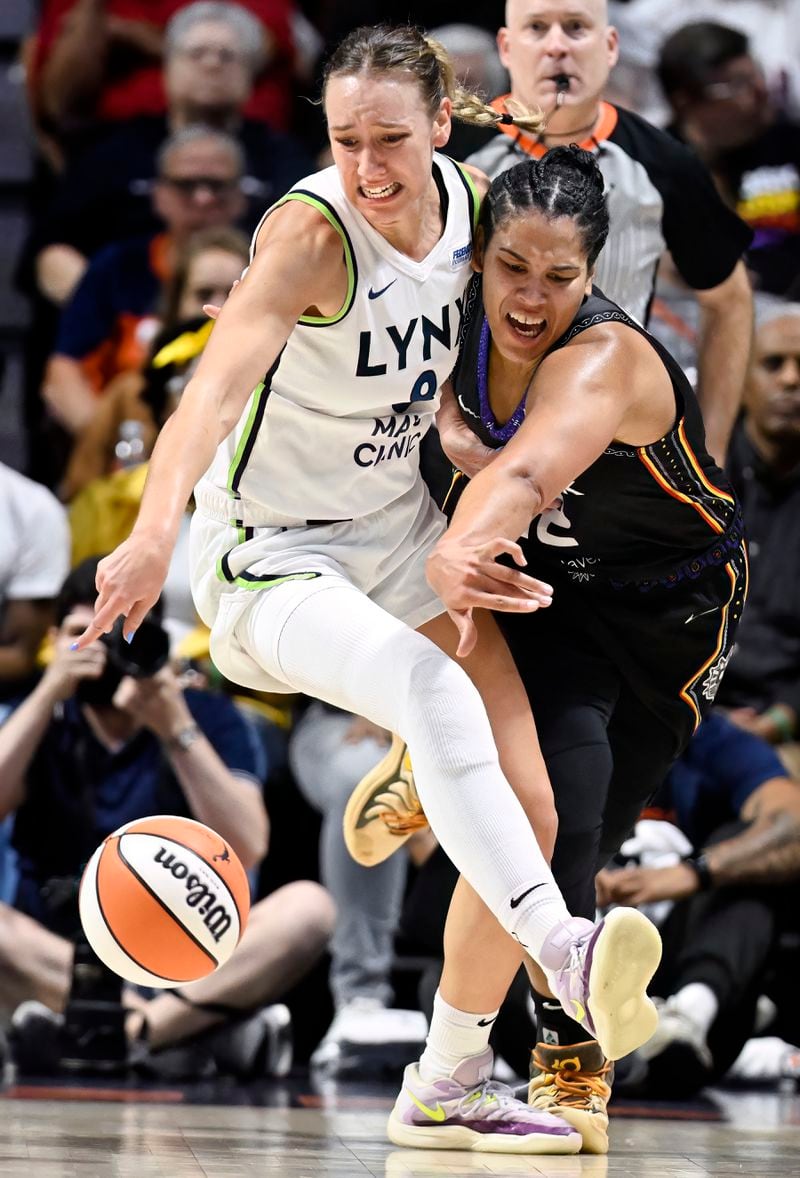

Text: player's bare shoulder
xmin=538 ymin=313 xmax=652 ymax=411
xmin=555 ymin=311 xmax=675 ymax=440
xmin=253 ymin=199 xmax=345 ymax=274
xmin=597 ymin=316 xmax=666 ymax=387
xmin=564 ymin=312 xmax=650 ymax=374
xmin=249 ymin=199 xmax=349 ymax=318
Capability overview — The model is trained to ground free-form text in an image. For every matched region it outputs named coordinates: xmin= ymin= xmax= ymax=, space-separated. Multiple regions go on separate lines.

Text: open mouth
xmin=507 ymin=312 xmax=546 ymax=340
xmin=359 ymin=182 xmax=401 ymax=201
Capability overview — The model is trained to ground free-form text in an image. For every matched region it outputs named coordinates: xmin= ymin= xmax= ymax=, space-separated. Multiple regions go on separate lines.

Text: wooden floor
xmin=1 ymin=1080 xmax=798 ymax=1177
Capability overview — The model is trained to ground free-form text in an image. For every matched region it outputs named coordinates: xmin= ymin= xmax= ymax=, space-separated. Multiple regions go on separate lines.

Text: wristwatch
xmin=167 ymin=722 xmax=202 ymax=753
xmin=683 ymin=853 xmax=713 ymax=891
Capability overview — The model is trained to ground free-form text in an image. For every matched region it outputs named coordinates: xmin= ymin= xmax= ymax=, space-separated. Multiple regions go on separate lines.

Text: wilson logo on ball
xmin=153 ymin=845 xmax=233 ymax=942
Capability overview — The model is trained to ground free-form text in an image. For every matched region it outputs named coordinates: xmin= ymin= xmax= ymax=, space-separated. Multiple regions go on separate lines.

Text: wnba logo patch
xmin=450 ymin=243 xmax=472 ymax=270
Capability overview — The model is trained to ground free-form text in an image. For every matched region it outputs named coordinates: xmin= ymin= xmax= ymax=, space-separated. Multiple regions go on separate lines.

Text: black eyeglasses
xmin=161 ymin=176 xmax=240 ymax=196
xmin=176 ymin=44 xmax=246 ymax=65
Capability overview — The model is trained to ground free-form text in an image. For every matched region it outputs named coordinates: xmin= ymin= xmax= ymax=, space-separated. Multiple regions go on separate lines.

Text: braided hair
xmin=322 ymin=24 xmax=544 ymax=136
xmin=480 ymin=146 xmax=609 ymax=268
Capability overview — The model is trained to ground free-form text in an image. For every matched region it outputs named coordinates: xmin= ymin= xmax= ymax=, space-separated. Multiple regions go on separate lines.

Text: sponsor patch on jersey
xmin=450 ymin=242 xmax=473 ymax=270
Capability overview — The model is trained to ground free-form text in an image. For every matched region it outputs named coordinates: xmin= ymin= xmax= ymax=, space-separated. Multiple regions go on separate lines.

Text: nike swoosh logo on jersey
xmin=477 ymin=1015 xmax=498 ymax=1027
xmin=368 ymin=279 xmax=397 ymax=299
xmin=510 ymin=883 xmax=546 ymax=909
xmin=685 ymin=606 xmax=720 ymax=624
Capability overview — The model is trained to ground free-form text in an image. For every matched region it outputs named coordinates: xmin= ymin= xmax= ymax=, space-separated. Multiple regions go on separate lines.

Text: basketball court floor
xmin=1 ymin=1075 xmax=798 ymax=1176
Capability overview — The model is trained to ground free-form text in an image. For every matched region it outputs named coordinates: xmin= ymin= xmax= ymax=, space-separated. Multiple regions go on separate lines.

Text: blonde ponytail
xmin=423 ymin=33 xmax=545 ymax=136
xmin=452 ymin=89 xmax=545 ymax=134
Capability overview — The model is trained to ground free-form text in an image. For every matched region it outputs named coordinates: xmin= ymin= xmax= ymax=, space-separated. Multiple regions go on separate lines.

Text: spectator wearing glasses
xmin=30 ymin=2 xmax=313 ymax=310
xmin=713 ymin=298 xmax=800 ymax=749
xmin=30 ymin=0 xmax=298 ymax=154
xmin=41 ymin=127 xmax=246 ymax=436
xmin=658 ymin=21 xmax=800 ymax=297
xmin=61 ymin=226 xmax=250 ymax=505
xmin=42 ymin=231 xmax=249 ymax=661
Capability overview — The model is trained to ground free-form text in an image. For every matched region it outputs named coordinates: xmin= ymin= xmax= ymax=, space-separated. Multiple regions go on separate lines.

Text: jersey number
xmin=392 ymin=369 xmax=438 ymax=413
xmin=535 ymin=498 xmax=578 ymax=548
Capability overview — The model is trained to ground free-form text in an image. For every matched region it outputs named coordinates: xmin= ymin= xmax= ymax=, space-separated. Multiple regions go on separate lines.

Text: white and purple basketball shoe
xmin=540 ymin=907 xmax=662 ymax=1061
xmin=387 ymin=1048 xmax=581 ymax=1154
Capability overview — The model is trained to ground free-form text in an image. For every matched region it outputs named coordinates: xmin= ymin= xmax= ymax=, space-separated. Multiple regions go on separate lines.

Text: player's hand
xmin=438 ymin=418 xmax=496 ymax=480
xmin=426 ymin=536 xmax=553 ymax=658
xmin=71 ymin=533 xmax=173 ymax=650
xmin=446 ymin=606 xmax=478 ymax=659
xmin=435 ymin=379 xmax=496 ymax=480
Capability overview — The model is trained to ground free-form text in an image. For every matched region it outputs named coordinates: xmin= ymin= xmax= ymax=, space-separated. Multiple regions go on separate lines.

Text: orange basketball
xmin=79 ymin=815 xmax=251 ymax=988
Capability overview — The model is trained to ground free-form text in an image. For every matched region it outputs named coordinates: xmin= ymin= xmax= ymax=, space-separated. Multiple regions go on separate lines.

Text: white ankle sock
xmin=418 ymin=991 xmax=499 ymax=1082
xmin=672 ymin=983 xmax=718 ymax=1037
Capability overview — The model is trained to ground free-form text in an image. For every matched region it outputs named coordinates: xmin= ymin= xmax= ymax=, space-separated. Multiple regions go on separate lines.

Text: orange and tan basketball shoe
xmin=343 ymin=734 xmax=430 ymax=866
xmin=528 ymin=1040 xmax=613 ymax=1155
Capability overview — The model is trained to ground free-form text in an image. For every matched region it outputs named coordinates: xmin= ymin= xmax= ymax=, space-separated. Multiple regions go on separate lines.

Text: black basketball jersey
xmin=452 ymin=279 xmax=743 ymax=592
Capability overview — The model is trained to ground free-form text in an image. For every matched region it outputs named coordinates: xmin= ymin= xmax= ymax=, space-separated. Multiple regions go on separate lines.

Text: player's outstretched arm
xmin=73 ymin=203 xmax=347 ymax=649
xmin=427 ymin=330 xmax=641 ymax=655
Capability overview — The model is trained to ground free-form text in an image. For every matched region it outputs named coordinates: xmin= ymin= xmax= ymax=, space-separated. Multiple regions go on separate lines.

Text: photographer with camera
xmin=0 ymin=556 xmax=334 ymax=1077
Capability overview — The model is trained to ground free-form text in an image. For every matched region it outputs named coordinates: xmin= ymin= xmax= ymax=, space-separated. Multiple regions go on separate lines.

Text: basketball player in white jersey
xmin=74 ymin=25 xmax=660 ymax=1154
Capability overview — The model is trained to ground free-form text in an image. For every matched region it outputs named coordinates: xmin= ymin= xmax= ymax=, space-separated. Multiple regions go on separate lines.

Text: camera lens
xmin=106 ymin=617 xmax=170 ymax=679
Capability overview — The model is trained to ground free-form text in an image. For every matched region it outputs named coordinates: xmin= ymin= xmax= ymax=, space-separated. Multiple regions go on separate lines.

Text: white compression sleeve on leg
xmin=238 ymin=579 xmax=571 ymax=958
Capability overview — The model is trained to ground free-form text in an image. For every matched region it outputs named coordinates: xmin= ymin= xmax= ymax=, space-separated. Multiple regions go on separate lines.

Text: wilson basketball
xmin=79 ymin=815 xmax=250 ymax=988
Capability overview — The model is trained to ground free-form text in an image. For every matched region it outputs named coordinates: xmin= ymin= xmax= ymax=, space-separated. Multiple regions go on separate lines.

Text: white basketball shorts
xmin=190 ymin=477 xmax=448 ymax=693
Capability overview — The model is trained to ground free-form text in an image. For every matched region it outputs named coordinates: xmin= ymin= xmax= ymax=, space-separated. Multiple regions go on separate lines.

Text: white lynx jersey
xmin=200 ymin=154 xmax=479 ymax=525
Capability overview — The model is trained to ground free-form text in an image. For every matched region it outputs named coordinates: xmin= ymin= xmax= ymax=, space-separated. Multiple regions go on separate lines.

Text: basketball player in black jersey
xmin=355 ymin=146 xmax=747 ymax=1153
